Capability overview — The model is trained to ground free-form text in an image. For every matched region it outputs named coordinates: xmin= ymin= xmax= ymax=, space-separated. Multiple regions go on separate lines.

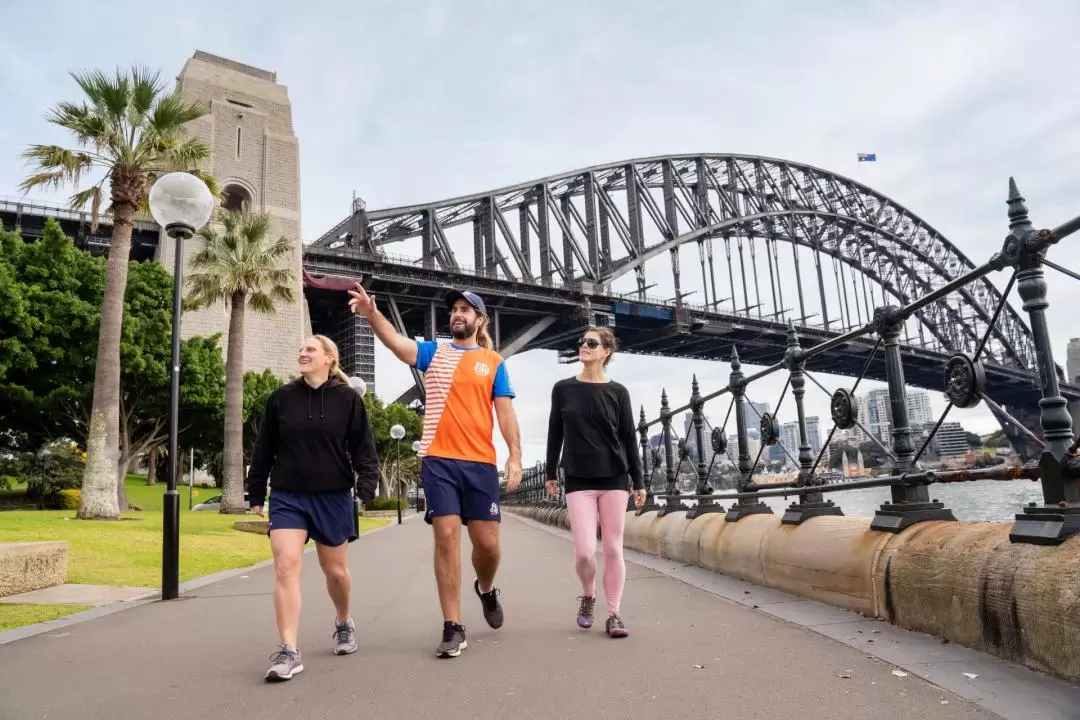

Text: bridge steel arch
xmin=307 ymin=154 xmax=1071 ymax=458
xmin=313 ymin=154 xmax=1036 ymax=374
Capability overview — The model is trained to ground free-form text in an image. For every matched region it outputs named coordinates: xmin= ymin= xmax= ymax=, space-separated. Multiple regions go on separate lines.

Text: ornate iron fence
xmin=502 ymin=179 xmax=1080 ymax=546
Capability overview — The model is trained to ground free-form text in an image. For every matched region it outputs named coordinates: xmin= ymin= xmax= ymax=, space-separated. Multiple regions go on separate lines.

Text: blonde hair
xmin=475 ymin=315 xmax=494 ymax=350
xmin=311 ymin=334 xmax=351 ymax=384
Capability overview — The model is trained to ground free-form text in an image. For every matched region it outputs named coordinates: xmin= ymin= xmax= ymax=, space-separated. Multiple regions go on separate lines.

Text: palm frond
xmin=70 ymin=185 xmax=106 ymax=231
xmin=183 ymin=208 xmax=297 ymax=316
xmin=247 ymin=291 xmax=278 ymax=314
xmin=185 ymin=272 xmax=231 ymax=309
xmin=126 ymin=66 xmax=164 ymax=145
xmin=70 ymin=68 xmax=131 ymax=126
xmin=18 ymin=146 xmax=94 ymax=192
xmin=149 ymin=89 xmax=210 ymax=134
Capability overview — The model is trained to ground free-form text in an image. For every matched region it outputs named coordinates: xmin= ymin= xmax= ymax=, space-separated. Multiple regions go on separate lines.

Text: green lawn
xmin=0 ymin=604 xmax=91 ymax=631
xmin=0 ymin=477 xmax=390 ymax=588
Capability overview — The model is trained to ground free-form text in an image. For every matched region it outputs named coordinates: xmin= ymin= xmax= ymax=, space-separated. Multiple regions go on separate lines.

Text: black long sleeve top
xmin=545 ymin=377 xmax=644 ymax=493
xmin=245 ymin=377 xmax=380 ymax=506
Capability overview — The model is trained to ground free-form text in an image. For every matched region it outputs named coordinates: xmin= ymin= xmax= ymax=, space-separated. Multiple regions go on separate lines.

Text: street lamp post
xmin=390 ymin=424 xmax=406 ymax=524
xmin=348 ymin=376 xmax=367 ymax=536
xmin=148 ymin=172 xmax=214 ymax=602
xmin=411 ymin=440 xmax=421 ymax=510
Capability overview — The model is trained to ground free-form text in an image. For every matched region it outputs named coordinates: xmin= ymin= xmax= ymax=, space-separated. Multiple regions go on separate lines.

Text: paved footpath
xmin=0 ymin=512 xmax=1066 ymax=720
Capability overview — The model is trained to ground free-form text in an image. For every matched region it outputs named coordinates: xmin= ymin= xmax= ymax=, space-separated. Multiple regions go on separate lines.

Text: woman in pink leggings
xmin=545 ymin=326 xmax=646 ymax=638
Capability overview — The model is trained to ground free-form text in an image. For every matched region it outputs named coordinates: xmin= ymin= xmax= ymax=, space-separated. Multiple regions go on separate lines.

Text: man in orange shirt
xmin=347 ymin=284 xmax=523 ymax=658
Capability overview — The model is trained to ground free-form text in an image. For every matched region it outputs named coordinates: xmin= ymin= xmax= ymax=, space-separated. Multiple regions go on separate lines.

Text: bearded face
xmin=449 ymin=301 xmax=480 ymax=340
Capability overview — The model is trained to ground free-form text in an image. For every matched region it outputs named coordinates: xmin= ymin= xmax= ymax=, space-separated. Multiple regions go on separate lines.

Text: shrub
xmin=365 ymin=496 xmax=407 ymax=511
xmin=50 ymin=488 xmax=81 ymax=510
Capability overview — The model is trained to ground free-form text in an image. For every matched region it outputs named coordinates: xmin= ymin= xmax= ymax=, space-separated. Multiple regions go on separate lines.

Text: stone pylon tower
xmin=158 ymin=50 xmax=310 ymax=380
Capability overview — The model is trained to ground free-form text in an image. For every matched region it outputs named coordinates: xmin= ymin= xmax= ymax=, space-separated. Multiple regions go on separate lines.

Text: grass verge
xmin=0 ymin=604 xmax=92 ymax=631
xmin=0 ymin=477 xmax=391 ymax=590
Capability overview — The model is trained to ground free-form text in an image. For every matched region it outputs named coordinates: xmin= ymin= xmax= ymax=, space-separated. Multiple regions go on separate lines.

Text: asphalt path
xmin=0 ymin=513 xmax=991 ymax=720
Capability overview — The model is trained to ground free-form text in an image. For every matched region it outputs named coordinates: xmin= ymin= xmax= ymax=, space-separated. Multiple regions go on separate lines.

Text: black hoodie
xmin=245 ymin=376 xmax=380 ymax=506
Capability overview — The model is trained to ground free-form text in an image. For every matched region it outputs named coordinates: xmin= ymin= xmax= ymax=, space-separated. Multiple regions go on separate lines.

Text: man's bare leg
xmin=467 ymin=520 xmax=500 ymax=592
xmin=468 ymin=519 xmax=504 ymax=629
xmin=432 ymin=515 xmax=462 ymax=622
xmin=432 ymin=515 xmax=467 ymax=657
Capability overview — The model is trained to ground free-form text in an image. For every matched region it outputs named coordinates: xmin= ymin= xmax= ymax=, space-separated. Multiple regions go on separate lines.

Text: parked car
xmin=191 ymin=492 xmax=251 ymax=512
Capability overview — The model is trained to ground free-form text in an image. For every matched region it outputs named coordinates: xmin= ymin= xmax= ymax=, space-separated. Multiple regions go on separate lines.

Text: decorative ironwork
xmin=944 ymin=353 xmax=986 ymax=409
xmin=493 ymin=176 xmax=1080 ymax=545
xmin=830 ymin=389 xmax=858 ymax=430
xmin=711 ymin=427 xmax=727 ymax=454
xmin=759 ymin=413 xmax=780 ymax=446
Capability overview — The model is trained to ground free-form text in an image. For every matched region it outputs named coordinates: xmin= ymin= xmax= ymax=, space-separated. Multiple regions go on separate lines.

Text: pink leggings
xmin=565 ymin=489 xmax=629 ymax=615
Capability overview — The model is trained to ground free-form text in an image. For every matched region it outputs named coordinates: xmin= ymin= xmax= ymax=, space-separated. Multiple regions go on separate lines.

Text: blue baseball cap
xmin=445 ymin=289 xmax=487 ymax=317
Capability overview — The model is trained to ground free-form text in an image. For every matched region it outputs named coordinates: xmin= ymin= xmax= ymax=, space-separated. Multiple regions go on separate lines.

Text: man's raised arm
xmin=348 ymin=283 xmax=418 ymax=366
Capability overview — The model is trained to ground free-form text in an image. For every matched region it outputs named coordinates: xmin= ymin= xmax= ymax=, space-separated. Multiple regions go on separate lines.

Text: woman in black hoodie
xmin=245 ymin=334 xmax=380 ymax=682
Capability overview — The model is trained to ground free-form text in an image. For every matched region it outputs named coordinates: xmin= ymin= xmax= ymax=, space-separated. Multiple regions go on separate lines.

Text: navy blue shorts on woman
xmin=267 ymin=488 xmax=357 ymax=546
xmin=421 ymin=457 xmax=501 ymax=525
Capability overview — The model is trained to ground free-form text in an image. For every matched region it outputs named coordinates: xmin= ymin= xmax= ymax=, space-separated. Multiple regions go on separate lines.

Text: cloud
xmin=2 ymin=0 xmax=1078 ymax=467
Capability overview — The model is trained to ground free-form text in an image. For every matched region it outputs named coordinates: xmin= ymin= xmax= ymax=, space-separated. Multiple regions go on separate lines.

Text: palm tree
xmin=186 ymin=209 xmax=295 ymax=513
xmin=20 ymin=67 xmax=217 ymax=520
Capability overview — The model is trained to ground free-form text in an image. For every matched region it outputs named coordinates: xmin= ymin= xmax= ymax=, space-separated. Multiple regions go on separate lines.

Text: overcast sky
xmin=2 ymin=0 xmax=1079 ymax=467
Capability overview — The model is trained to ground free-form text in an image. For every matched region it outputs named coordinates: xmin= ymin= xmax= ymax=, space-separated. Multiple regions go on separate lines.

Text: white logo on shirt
xmin=489 ymin=502 xmax=499 ymax=516
xmin=474 ymin=361 xmax=490 ymax=377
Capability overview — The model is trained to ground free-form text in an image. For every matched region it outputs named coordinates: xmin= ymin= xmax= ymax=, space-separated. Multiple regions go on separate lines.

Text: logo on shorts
xmin=489 ymin=502 xmax=499 ymax=516
xmin=473 ymin=361 xmax=490 ymax=377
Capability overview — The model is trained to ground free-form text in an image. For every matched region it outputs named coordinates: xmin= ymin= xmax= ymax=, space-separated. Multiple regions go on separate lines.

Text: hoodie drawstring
xmin=304 ymin=386 xmax=324 ymax=418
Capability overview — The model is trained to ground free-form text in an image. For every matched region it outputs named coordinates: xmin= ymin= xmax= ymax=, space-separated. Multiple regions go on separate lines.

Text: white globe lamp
xmin=148 ymin=171 xmax=214 ymax=237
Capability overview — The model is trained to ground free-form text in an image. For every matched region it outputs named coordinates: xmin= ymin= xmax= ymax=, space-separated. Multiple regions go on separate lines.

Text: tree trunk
xmin=146 ymin=446 xmax=158 ymax=485
xmin=116 ymin=407 xmax=131 ymax=511
xmin=116 ymin=454 xmax=129 ymax=510
xmin=221 ymin=292 xmax=247 ymax=514
xmin=77 ymin=193 xmax=139 ymax=520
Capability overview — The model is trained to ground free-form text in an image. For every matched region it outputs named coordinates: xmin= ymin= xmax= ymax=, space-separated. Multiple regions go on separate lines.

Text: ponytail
xmin=476 ymin=315 xmax=494 ymax=350
xmin=331 ymin=363 xmax=350 ymax=385
xmin=311 ymin=334 xmax=354 ymax=385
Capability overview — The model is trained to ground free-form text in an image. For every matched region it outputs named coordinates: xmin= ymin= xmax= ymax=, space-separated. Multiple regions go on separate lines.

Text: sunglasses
xmin=578 ymin=337 xmax=602 ymax=349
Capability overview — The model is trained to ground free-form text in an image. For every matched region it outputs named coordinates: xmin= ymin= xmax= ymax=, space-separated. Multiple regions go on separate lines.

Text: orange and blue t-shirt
xmin=413 ymin=341 xmax=515 ymax=466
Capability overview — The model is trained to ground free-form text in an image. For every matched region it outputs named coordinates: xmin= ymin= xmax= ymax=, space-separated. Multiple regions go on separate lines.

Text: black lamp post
xmin=148 ymin=172 xmax=214 ymax=601
xmin=348 ymin=375 xmax=368 ymax=535
xmin=390 ymin=424 xmax=405 ymax=524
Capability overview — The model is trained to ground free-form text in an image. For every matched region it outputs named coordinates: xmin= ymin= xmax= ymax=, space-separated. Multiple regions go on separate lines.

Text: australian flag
xmin=857 ymin=152 xmax=877 ymax=162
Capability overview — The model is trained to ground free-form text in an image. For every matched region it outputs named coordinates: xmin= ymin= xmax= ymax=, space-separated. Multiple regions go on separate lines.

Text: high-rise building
xmin=779 ymin=421 xmax=799 ymax=467
xmin=906 ymin=390 xmax=934 ymax=429
xmin=1067 ymin=338 xmax=1080 ymax=384
xmin=742 ymin=401 xmax=771 ymax=431
xmin=164 ymin=51 xmax=308 ymax=380
xmin=932 ymin=422 xmax=968 ymax=458
xmin=806 ymin=416 xmax=822 ymax=459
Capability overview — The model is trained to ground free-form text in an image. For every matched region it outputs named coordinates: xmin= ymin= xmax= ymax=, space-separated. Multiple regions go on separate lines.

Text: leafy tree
xmin=0 ymin=222 xmax=225 ymax=506
xmin=362 ymin=393 xmax=422 ymax=498
xmin=0 ymin=220 xmax=103 ymax=452
xmin=965 ymin=431 xmax=982 ymax=448
xmin=185 ymin=209 xmax=295 ymax=514
xmin=243 ymin=369 xmax=285 ymax=460
xmin=20 ymin=66 xmax=218 ymax=519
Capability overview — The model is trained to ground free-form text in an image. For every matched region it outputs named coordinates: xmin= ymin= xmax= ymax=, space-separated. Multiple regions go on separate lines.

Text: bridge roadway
xmin=4 ymin=514 xmax=1075 ymax=719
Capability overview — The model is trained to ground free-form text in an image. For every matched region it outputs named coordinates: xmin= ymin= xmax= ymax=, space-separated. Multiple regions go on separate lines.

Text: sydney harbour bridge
xmin=300 ymin=153 xmax=1080 ymax=459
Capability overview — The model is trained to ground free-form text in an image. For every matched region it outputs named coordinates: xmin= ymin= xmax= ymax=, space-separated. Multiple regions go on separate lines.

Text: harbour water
xmin=729 ymin=479 xmax=1046 ymax=523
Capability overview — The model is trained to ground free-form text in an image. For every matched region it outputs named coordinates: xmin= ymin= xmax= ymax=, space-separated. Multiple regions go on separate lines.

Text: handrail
xmin=502 ymin=179 xmax=1080 ymax=545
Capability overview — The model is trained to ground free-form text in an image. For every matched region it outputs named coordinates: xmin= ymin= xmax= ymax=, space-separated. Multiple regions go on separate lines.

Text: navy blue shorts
xmin=267 ymin=489 xmax=357 ymax=546
xmin=421 ymin=457 xmax=501 ymax=525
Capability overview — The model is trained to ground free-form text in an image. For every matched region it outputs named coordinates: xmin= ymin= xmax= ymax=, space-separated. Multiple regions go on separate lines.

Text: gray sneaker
xmin=265 ymin=644 xmax=304 ymax=681
xmin=436 ymin=621 xmax=467 ymax=658
xmin=333 ymin=617 xmax=357 ymax=655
